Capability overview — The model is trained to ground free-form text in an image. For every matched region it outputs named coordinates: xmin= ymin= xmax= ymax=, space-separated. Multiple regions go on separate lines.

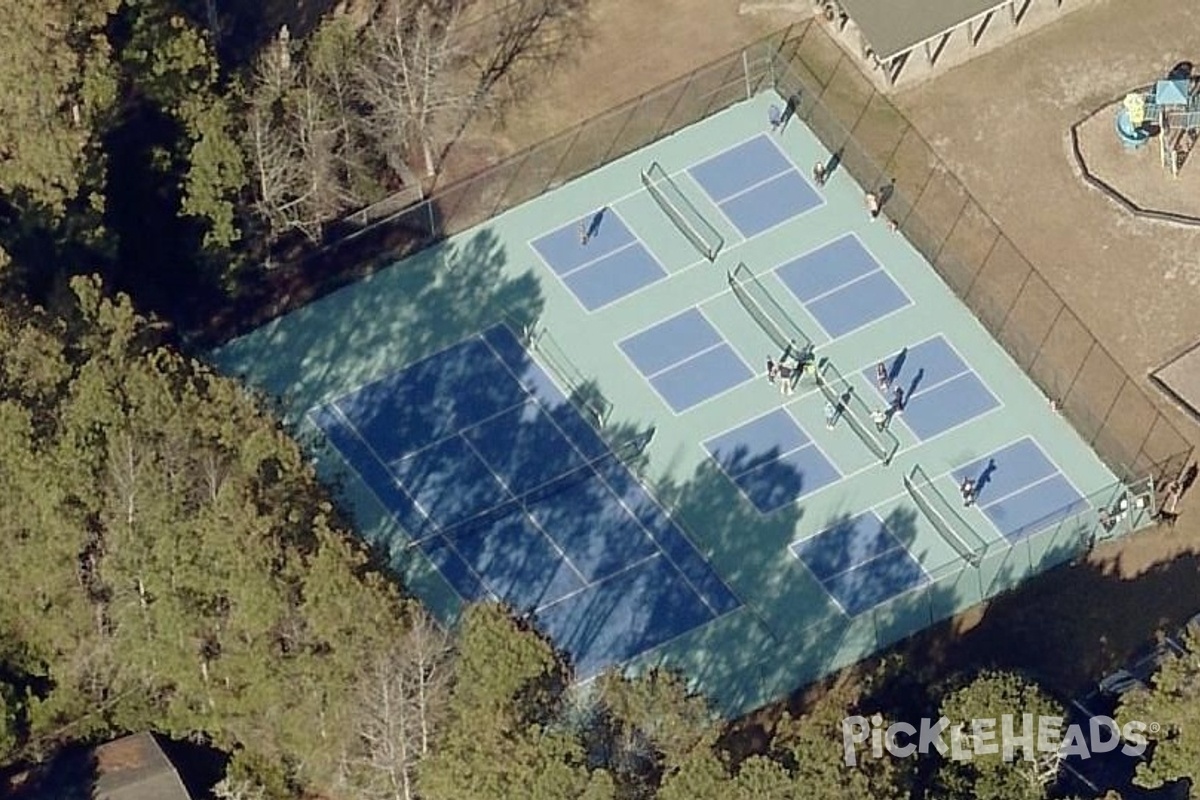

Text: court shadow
xmin=780 ymin=93 xmax=801 ymax=133
xmin=906 ymin=367 xmax=925 ymax=401
xmin=877 ymin=179 xmax=896 ymax=209
xmin=974 ymin=459 xmax=998 ymax=499
xmin=215 ymin=226 xmax=543 ymax=420
xmin=823 ymin=149 xmax=842 ymax=178
xmin=888 ymin=347 xmax=908 ymax=386
xmin=586 ymin=207 xmax=607 ymax=239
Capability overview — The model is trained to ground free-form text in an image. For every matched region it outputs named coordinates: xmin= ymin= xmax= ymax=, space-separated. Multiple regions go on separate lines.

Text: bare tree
xmin=245 ymin=27 xmax=363 ymax=247
xmin=341 ymin=612 xmax=453 ymax=800
xmin=358 ymin=1 xmax=477 ymax=178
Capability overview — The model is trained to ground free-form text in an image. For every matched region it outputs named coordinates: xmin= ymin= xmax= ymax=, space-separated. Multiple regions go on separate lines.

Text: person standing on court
xmin=865 ymin=191 xmax=881 ymax=220
xmin=777 ymin=362 xmax=795 ymax=396
xmin=766 ymin=357 xmax=778 ymax=385
xmin=960 ymin=477 xmax=976 ymax=507
xmin=825 ymin=400 xmax=839 ymax=429
xmin=892 ymin=386 xmax=905 ymax=414
xmin=871 ymin=408 xmax=888 ymax=432
xmin=875 ymin=362 xmax=889 ymax=392
xmin=812 ymin=161 xmax=827 ymax=187
xmin=578 ymin=219 xmax=590 ymax=245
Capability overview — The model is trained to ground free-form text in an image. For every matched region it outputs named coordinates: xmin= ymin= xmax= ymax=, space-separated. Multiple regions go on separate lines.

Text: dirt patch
xmin=449 ymin=0 xmax=796 ymax=165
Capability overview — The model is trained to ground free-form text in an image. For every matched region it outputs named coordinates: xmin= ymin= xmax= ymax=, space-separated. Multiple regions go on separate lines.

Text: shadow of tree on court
xmin=214 ymin=226 xmax=541 ymax=417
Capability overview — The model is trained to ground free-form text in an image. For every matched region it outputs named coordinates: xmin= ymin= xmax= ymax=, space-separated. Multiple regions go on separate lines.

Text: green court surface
xmin=214 ymin=91 xmax=1148 ymax=716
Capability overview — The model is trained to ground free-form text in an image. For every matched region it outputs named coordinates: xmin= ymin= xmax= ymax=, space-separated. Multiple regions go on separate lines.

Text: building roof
xmin=837 ymin=0 xmax=1010 ymax=61
xmin=93 ymin=733 xmax=192 ymax=800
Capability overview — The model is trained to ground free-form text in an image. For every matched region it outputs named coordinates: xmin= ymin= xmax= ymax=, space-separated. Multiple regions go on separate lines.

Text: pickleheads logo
xmin=842 ymin=713 xmax=1151 ymax=765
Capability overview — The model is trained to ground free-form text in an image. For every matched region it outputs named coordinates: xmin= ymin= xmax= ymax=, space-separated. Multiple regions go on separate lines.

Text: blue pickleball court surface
xmin=774 ymin=234 xmax=912 ymax=338
xmin=864 ymin=335 xmax=1001 ymax=441
xmin=311 ymin=324 xmax=740 ymax=678
xmin=618 ymin=309 xmax=754 ymax=413
xmin=790 ymin=512 xmax=930 ymax=616
xmin=953 ymin=437 xmax=1090 ymax=543
xmin=531 ymin=210 xmax=667 ymax=311
xmin=703 ymin=409 xmax=841 ymax=514
xmin=689 ymin=135 xmax=823 ymax=238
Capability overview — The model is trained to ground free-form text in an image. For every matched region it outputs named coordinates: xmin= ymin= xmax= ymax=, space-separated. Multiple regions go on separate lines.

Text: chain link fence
xmin=770 ymin=22 xmax=1193 ymax=491
xmin=230 ymin=19 xmax=1191 ymax=498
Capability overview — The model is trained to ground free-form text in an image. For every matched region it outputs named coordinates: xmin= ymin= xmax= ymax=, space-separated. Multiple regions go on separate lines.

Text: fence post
xmin=743 ymin=50 xmax=752 ymax=100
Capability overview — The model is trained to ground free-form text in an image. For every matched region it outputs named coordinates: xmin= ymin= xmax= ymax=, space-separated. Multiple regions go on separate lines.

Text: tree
xmin=358 ymin=1 xmax=476 ymax=178
xmin=586 ymin=668 xmax=719 ymax=795
xmin=339 ymin=612 xmax=453 ymax=800
xmin=120 ymin=0 xmax=247 ymax=250
xmin=0 ymin=681 xmax=19 ymax=757
xmin=1118 ymin=630 xmax=1200 ymax=790
xmin=415 ymin=604 xmax=610 ymax=800
xmin=245 ymin=25 xmax=365 ymax=247
xmin=0 ymin=0 xmax=119 ymax=214
xmin=0 ymin=275 xmax=419 ymax=794
xmin=933 ymin=670 xmax=1063 ymax=800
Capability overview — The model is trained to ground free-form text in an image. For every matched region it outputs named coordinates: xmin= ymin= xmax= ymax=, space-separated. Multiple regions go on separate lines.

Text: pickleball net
xmin=728 ymin=262 xmax=814 ymax=359
xmin=813 ymin=358 xmax=899 ymax=465
xmin=527 ymin=324 xmax=614 ymax=428
xmin=903 ymin=464 xmax=989 ymax=568
xmin=642 ymin=162 xmax=724 ymax=262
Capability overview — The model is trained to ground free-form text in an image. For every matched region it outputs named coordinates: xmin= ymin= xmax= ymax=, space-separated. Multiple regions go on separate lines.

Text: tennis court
xmin=308 ymin=324 xmax=739 ymax=678
xmin=214 ymin=90 xmax=1147 ymax=715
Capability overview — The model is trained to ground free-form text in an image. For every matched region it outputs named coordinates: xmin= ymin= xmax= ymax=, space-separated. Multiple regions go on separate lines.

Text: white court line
xmin=821 ymin=544 xmax=930 ymax=599
xmin=714 ymin=162 xmax=800 ymax=205
xmin=558 ymin=245 xmax=674 ymax=316
xmin=803 ymin=266 xmax=888 ymax=306
xmin=322 ymin=402 xmax=473 ymax=560
xmin=900 ymin=366 xmax=974 ymax=405
xmin=929 ymin=334 xmax=1004 ymax=410
xmin=718 ymin=179 xmax=828 ymax=243
xmin=727 ymin=442 xmax=839 ymax=513
xmin=685 ymin=131 xmax=792 ymax=194
xmin=561 ymin=238 xmax=643 ymax=278
xmin=320 ymin=329 xmax=500 ymax=410
xmin=977 ymin=470 xmax=1070 ymax=513
xmin=457 ymin=432 xmax=592 ymax=587
xmin=813 ymin=287 xmax=918 ymax=343
xmin=614 ymin=303 xmax=759 ymax=420
xmin=644 ymin=340 xmax=729 ymax=380
xmin=616 ymin=305 xmax=722 ymax=352
xmin=792 ymin=230 xmax=895 ymax=302
xmin=484 ymin=331 xmax=742 ymax=618
xmin=651 ymin=345 xmax=759 ymax=419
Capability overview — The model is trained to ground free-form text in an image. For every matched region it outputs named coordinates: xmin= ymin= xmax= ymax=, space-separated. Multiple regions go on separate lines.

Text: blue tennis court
xmin=865 ymin=335 xmax=1001 ymax=440
xmin=774 ymin=234 xmax=912 ymax=338
xmin=953 ymin=437 xmax=1089 ymax=543
xmin=618 ymin=309 xmax=754 ymax=413
xmin=531 ymin=208 xmax=666 ymax=311
xmin=703 ymin=408 xmax=841 ymax=514
xmin=689 ymin=135 xmax=822 ymax=238
xmin=790 ymin=512 xmax=930 ymax=616
xmin=309 ymin=324 xmax=740 ymax=678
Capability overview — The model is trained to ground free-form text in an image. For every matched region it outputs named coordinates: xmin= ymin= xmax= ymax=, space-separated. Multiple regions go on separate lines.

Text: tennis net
xmin=530 ymin=326 xmax=613 ymax=427
xmin=728 ymin=262 xmax=814 ymax=356
xmin=813 ymin=359 xmax=899 ymax=465
xmin=641 ymin=162 xmax=724 ymax=262
xmin=903 ymin=464 xmax=988 ymax=568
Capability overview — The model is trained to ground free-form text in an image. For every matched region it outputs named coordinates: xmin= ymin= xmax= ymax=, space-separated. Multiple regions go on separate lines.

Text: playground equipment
xmin=1116 ymin=68 xmax=1200 ymax=178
